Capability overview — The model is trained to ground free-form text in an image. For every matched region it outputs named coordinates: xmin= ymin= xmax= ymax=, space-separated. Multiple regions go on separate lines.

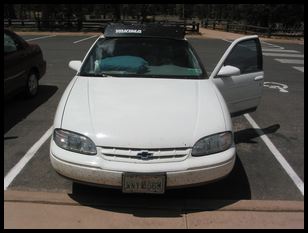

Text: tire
xmin=25 ymin=71 xmax=39 ymax=97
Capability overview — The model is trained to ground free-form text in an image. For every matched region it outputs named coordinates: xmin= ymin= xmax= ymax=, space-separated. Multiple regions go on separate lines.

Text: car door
xmin=4 ymin=31 xmax=28 ymax=96
xmin=210 ymin=35 xmax=264 ymax=117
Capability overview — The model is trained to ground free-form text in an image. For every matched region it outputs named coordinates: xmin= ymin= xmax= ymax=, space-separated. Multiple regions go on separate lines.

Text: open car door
xmin=210 ymin=35 xmax=264 ymax=117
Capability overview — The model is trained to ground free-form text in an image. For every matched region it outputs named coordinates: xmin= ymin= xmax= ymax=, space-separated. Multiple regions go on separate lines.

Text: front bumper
xmin=50 ymin=140 xmax=236 ymax=189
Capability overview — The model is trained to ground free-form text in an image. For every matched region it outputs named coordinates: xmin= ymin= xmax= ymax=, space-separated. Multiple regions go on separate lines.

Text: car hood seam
xmin=211 ymin=82 xmax=227 ymax=131
xmin=61 ymin=76 xmax=79 ymax=128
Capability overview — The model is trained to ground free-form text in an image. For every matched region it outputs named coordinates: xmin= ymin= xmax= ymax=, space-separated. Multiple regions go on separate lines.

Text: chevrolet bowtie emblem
xmin=136 ymin=151 xmax=154 ymax=160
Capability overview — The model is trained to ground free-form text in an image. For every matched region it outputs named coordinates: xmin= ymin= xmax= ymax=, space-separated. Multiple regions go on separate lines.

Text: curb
xmin=4 ymin=190 xmax=304 ymax=212
xmin=4 ymin=190 xmax=304 ymax=229
xmin=195 ymin=28 xmax=304 ymax=45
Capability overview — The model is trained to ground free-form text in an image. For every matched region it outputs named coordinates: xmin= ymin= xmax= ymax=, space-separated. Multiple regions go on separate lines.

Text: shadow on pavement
xmin=67 ymin=124 xmax=280 ymax=217
xmin=68 ymin=155 xmax=250 ymax=217
xmin=4 ymin=85 xmax=58 ymax=135
xmin=234 ymin=124 xmax=280 ymax=144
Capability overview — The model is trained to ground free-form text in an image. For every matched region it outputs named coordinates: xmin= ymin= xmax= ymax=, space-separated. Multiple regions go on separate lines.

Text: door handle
xmin=254 ymin=76 xmax=264 ymax=81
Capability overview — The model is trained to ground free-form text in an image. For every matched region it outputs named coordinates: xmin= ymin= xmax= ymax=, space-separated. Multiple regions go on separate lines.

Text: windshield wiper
xmin=100 ymin=73 xmax=114 ymax=77
xmin=79 ymin=72 xmax=115 ymax=77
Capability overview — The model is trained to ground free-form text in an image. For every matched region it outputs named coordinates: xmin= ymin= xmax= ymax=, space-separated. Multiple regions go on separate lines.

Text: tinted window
xmin=80 ymin=37 xmax=206 ymax=79
xmin=5 ymin=31 xmax=28 ymax=50
xmin=4 ymin=33 xmax=17 ymax=53
xmin=224 ymin=39 xmax=262 ymax=74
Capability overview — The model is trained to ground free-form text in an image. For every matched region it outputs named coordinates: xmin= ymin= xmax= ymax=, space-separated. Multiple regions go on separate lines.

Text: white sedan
xmin=50 ymin=24 xmax=263 ymax=194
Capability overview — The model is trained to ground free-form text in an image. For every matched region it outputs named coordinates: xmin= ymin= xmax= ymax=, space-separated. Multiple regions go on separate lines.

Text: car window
xmin=80 ymin=37 xmax=206 ymax=79
xmin=5 ymin=31 xmax=28 ymax=51
xmin=4 ymin=33 xmax=17 ymax=54
xmin=224 ymin=39 xmax=262 ymax=74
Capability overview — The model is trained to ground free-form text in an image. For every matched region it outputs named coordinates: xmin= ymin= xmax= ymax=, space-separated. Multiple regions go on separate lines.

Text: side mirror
xmin=217 ymin=65 xmax=241 ymax=77
xmin=69 ymin=60 xmax=82 ymax=72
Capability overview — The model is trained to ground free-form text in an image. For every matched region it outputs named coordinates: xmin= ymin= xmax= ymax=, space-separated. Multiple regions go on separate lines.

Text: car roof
xmin=103 ymin=23 xmax=185 ymax=40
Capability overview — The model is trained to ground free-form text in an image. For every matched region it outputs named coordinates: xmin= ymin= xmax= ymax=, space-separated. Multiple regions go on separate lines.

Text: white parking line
xmin=26 ymin=35 xmax=57 ymax=42
xmin=275 ymin=59 xmax=304 ymax=65
xmin=292 ymin=66 xmax=304 ymax=73
xmin=244 ymin=114 xmax=304 ymax=196
xmin=4 ymin=126 xmax=53 ymax=190
xmin=73 ymin=35 xmax=98 ymax=44
xmin=262 ymin=49 xmax=300 ymax=53
xmin=217 ymin=39 xmax=303 ymax=195
xmin=263 ymin=53 xmax=304 ymax=58
xmin=261 ymin=41 xmax=284 ymax=49
xmin=221 ymin=39 xmax=232 ymax=43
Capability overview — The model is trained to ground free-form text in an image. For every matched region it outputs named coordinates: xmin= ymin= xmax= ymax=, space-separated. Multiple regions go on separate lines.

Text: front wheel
xmin=25 ymin=72 xmax=39 ymax=97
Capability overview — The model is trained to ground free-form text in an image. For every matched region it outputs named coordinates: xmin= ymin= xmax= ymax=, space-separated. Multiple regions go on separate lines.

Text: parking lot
xmin=4 ymin=33 xmax=304 ymax=209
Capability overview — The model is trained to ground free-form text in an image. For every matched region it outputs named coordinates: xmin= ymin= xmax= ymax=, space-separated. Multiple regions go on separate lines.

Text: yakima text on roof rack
xmin=104 ymin=23 xmax=185 ymax=40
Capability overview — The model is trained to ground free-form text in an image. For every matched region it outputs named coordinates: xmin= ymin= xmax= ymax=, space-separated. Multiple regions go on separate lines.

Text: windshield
xmin=79 ymin=37 xmax=206 ymax=79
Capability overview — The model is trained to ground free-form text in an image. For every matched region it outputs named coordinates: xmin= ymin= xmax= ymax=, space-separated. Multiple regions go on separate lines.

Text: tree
xmin=4 ymin=4 xmax=16 ymax=19
xmin=3 ymin=4 xmax=304 ymax=29
xmin=111 ymin=4 xmax=122 ymax=21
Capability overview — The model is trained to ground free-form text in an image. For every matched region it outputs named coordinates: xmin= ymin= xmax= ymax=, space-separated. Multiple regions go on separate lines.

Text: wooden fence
xmin=4 ymin=18 xmax=303 ymax=38
xmin=3 ymin=19 xmax=200 ymax=33
xmin=203 ymin=19 xmax=304 ymax=38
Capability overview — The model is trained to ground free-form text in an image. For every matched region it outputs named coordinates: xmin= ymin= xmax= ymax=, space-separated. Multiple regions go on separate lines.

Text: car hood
xmin=62 ymin=76 xmax=227 ymax=148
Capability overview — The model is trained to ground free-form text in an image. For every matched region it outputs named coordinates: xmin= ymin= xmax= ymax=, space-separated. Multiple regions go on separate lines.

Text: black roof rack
xmin=104 ymin=23 xmax=185 ymax=40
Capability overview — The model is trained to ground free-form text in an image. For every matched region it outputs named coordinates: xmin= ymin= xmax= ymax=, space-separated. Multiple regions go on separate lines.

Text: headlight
xmin=191 ymin=131 xmax=233 ymax=156
xmin=53 ymin=128 xmax=97 ymax=155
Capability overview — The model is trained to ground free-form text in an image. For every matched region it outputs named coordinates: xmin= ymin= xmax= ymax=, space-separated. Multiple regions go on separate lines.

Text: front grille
xmin=100 ymin=147 xmax=190 ymax=163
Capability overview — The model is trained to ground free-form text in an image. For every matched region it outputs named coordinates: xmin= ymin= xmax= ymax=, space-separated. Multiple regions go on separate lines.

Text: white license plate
xmin=122 ymin=173 xmax=166 ymax=194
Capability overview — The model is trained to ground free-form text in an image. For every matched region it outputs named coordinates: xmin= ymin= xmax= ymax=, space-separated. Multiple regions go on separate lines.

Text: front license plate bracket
xmin=122 ymin=173 xmax=166 ymax=194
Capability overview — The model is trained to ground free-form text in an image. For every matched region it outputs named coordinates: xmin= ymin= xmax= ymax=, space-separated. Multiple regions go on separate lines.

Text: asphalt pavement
xmin=4 ymin=31 xmax=304 ymax=228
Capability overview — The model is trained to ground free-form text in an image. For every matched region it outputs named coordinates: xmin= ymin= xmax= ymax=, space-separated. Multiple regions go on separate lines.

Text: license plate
xmin=122 ymin=173 xmax=166 ymax=194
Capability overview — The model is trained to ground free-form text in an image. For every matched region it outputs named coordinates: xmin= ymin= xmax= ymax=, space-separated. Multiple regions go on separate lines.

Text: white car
xmin=50 ymin=24 xmax=264 ymax=194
